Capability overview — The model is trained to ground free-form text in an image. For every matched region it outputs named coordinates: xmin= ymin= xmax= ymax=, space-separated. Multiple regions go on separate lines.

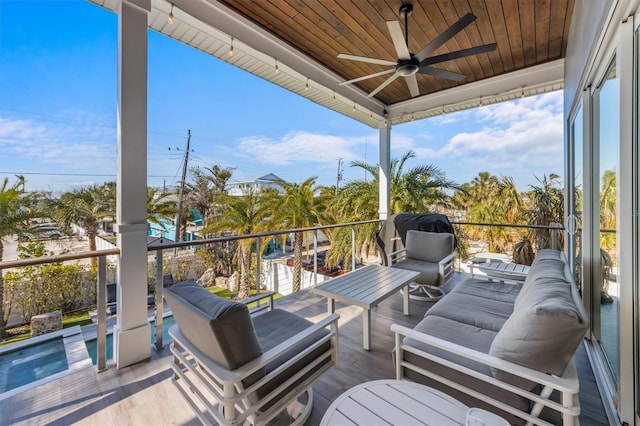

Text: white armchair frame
xmin=392 ymin=324 xmax=580 ymax=426
xmin=169 ymin=292 xmax=339 ymax=426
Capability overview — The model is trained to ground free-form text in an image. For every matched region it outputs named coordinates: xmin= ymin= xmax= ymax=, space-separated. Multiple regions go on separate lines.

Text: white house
xmin=226 ymin=173 xmax=285 ymax=196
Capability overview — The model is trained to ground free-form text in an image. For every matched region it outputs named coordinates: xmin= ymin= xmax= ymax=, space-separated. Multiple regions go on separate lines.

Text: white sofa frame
xmin=392 ymin=324 xmax=580 ymax=426
xmin=169 ymin=292 xmax=340 ymax=426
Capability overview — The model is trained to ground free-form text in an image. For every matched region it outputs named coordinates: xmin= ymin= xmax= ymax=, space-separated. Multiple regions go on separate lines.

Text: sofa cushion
xmin=426 ymin=292 xmax=514 ymax=332
xmin=164 ymin=280 xmax=262 ymax=370
xmin=391 ymin=258 xmax=439 ymax=284
xmin=405 ymin=230 xmax=454 ymax=263
xmin=489 ymin=277 xmax=588 ymax=389
xmin=402 ymin=315 xmax=529 ymax=425
xmin=516 ymin=251 xmax=570 ymax=309
xmin=450 ymin=278 xmax=521 ymax=304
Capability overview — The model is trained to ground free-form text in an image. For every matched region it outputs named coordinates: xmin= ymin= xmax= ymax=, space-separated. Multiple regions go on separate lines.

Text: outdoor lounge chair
xmin=164 ymin=281 xmax=339 ymax=426
xmin=388 ymin=230 xmax=456 ymax=301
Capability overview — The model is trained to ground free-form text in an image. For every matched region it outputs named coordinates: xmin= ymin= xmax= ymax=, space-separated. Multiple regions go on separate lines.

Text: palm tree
xmin=203 ymin=189 xmax=269 ymax=300
xmin=0 ymin=177 xmax=34 ymax=338
xmin=453 ymin=172 xmax=521 ymax=252
xmin=49 ymin=185 xmax=114 ymax=262
xmin=184 ymin=165 xmax=235 ymax=230
xmin=147 ymin=187 xmax=177 ymax=230
xmin=347 ymin=150 xmax=461 ymax=215
xmin=326 ymin=151 xmax=460 ymax=269
xmin=271 ymin=177 xmax=320 ymax=293
xmin=525 ymin=173 xmax=564 ymax=251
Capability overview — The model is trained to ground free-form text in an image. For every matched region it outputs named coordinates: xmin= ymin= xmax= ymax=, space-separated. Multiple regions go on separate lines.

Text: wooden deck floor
xmin=0 ymin=272 xmax=609 ymax=425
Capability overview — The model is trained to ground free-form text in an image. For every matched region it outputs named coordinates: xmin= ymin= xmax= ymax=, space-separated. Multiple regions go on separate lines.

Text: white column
xmin=114 ymin=0 xmax=151 ymax=368
xmin=378 ymin=119 xmax=391 ymax=219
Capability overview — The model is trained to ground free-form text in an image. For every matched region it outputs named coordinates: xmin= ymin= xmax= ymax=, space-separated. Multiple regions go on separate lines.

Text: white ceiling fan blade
xmin=386 ymin=21 xmax=411 ymax=60
xmin=337 ymin=53 xmax=396 ymax=66
xmin=339 ymin=68 xmax=396 ymax=85
xmin=368 ymin=72 xmax=400 ymax=98
xmin=405 ymin=74 xmax=420 ymax=97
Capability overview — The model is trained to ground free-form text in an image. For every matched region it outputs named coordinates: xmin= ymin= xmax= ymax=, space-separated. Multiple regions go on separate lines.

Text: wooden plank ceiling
xmin=218 ymin=0 xmax=574 ymax=105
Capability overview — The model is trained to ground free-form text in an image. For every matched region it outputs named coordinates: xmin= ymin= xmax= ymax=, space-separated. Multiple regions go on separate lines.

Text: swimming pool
xmin=85 ymin=315 xmax=175 ymax=364
xmin=0 ymin=326 xmax=91 ymax=399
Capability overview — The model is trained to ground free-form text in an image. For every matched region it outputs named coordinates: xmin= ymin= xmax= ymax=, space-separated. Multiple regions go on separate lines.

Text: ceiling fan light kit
xmin=337 ymin=3 xmax=497 ymax=99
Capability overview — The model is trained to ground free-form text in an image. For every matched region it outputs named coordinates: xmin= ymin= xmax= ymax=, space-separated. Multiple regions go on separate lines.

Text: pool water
xmin=0 ymin=337 xmax=68 ymax=393
xmin=85 ymin=315 xmax=176 ymax=365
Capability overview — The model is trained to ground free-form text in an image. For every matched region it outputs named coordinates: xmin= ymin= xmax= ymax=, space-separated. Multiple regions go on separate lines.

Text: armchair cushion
xmin=164 ymin=280 xmax=262 ymax=370
xmin=253 ymin=309 xmax=331 ymax=401
xmin=405 ymin=230 xmax=454 ymax=263
xmin=391 ymin=257 xmax=440 ymax=284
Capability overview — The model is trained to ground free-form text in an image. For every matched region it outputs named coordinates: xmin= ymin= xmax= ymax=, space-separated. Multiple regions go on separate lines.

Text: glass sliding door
xmin=593 ymin=57 xmax=620 ymax=388
xmin=569 ymin=106 xmax=583 ymax=290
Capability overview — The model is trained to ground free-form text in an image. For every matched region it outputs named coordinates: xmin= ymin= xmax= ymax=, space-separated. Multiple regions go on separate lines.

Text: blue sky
xmin=0 ymin=0 xmax=564 ymax=194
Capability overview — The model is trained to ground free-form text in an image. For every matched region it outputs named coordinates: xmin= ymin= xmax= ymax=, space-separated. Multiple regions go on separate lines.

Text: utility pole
xmin=335 ymin=157 xmax=343 ymax=195
xmin=174 ymin=130 xmax=191 ymax=243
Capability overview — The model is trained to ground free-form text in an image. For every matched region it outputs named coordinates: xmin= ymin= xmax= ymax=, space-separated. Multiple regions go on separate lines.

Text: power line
xmin=0 ymin=171 xmax=177 ymax=178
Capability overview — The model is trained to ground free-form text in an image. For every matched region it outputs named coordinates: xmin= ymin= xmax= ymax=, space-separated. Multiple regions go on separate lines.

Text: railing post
xmin=96 ymin=255 xmax=107 ymax=371
xmin=255 ymin=237 xmax=261 ymax=300
xmin=351 ymin=225 xmax=356 ymax=271
xmin=551 ymin=229 xmax=558 ymax=250
xmin=154 ymin=249 xmax=163 ymax=351
xmin=313 ymin=229 xmax=318 ymax=286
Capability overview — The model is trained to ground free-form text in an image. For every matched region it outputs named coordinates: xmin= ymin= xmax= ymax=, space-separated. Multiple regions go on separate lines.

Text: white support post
xmin=378 ymin=119 xmax=391 ymax=220
xmin=114 ymin=0 xmax=151 ymax=368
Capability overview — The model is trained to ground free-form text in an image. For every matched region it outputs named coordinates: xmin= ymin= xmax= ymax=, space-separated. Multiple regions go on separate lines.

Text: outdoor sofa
xmin=392 ymin=249 xmax=588 ymax=425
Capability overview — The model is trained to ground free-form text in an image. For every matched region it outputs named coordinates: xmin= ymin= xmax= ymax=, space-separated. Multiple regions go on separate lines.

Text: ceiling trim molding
xmin=178 ymin=0 xmax=384 ymax=112
xmin=387 ymin=59 xmax=565 ymax=125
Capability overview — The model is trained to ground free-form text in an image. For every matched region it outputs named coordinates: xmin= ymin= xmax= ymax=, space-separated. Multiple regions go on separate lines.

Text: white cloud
xmin=234 ymin=131 xmax=368 ymax=166
xmin=0 ymin=113 xmax=117 ymax=191
xmin=387 ymin=92 xmax=564 ymax=188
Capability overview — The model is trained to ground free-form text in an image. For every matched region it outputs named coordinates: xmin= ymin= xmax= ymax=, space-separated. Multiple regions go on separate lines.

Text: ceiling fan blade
xmin=405 ymin=75 xmax=420 ymax=98
xmin=415 ymin=13 xmax=477 ymax=62
xmin=418 ymin=66 xmax=466 ymax=81
xmin=419 ymin=43 xmax=497 ymax=67
xmin=339 ymin=68 xmax=396 ymax=85
xmin=386 ymin=21 xmax=411 ymax=60
xmin=337 ymin=53 xmax=396 ymax=66
xmin=368 ymin=72 xmax=400 ymax=98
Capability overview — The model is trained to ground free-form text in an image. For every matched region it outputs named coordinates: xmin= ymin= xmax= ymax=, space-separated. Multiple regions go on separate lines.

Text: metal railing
xmin=0 ymin=218 xmax=573 ymax=372
xmin=147 ymin=219 xmax=382 ymax=350
xmin=451 ymin=221 xmax=565 ymax=251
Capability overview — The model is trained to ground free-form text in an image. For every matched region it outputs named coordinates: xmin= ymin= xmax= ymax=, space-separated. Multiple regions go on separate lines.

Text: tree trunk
xmin=238 ymin=244 xmax=251 ymax=300
xmin=292 ymin=231 xmax=303 ymax=293
xmin=88 ymin=233 xmax=97 ymax=267
xmin=0 ymin=240 xmax=5 ymax=339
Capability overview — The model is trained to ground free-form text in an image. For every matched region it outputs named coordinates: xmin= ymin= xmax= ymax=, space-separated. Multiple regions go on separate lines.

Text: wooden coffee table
xmin=313 ymin=265 xmax=419 ymax=350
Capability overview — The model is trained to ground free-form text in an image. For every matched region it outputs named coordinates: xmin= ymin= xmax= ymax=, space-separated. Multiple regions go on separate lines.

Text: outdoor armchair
xmin=388 ymin=230 xmax=456 ymax=301
xmin=164 ymin=280 xmax=339 ymax=426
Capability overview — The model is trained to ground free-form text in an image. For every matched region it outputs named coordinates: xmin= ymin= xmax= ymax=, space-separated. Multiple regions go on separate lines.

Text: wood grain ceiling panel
xmin=219 ymin=0 xmax=573 ymax=105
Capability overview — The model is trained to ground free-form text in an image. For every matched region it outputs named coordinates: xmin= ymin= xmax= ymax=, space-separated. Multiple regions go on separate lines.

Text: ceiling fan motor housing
xmin=396 ymin=58 xmax=419 ymax=76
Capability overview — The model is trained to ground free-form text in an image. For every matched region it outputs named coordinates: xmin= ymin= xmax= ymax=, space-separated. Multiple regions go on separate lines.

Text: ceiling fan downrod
xmin=399 ymin=3 xmax=413 ymax=46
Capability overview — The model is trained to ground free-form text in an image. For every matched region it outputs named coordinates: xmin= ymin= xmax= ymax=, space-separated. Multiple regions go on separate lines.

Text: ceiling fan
xmin=337 ymin=3 xmax=497 ymax=98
